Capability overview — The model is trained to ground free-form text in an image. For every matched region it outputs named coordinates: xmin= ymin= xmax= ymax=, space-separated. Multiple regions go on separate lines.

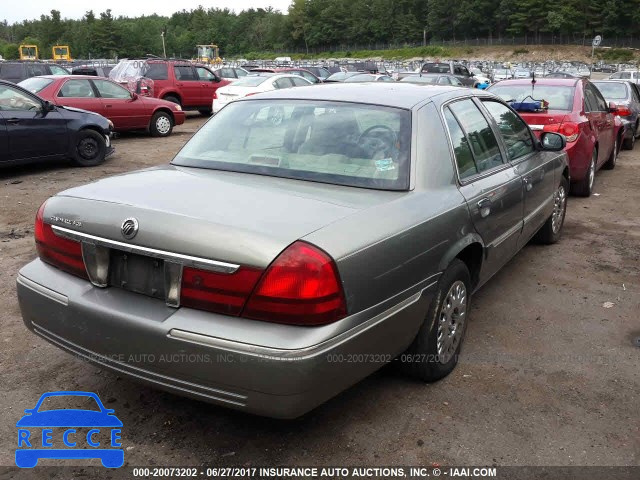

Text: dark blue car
xmin=16 ymin=391 xmax=123 ymax=468
xmin=0 ymin=79 xmax=113 ymax=167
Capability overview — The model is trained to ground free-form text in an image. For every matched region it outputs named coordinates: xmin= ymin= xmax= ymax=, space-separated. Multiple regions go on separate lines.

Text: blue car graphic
xmin=16 ymin=391 xmax=123 ymax=468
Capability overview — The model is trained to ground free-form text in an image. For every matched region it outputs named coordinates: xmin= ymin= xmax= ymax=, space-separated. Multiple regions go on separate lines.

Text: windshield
xmin=488 ymin=85 xmax=575 ymax=111
xmin=233 ymin=76 xmax=270 ymax=87
xmin=18 ymin=77 xmax=54 ymax=93
xmin=173 ymin=100 xmax=411 ymax=190
xmin=422 ymin=63 xmax=450 ymax=73
xmin=592 ymin=82 xmax=628 ymax=100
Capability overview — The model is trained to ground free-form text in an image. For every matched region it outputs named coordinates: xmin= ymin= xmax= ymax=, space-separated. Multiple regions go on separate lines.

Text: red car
xmin=109 ymin=59 xmax=230 ymax=116
xmin=19 ymin=75 xmax=185 ymax=137
xmin=488 ymin=78 xmax=623 ymax=196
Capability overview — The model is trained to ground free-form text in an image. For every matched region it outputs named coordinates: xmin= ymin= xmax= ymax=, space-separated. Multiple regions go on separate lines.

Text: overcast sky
xmin=3 ymin=0 xmax=293 ymax=24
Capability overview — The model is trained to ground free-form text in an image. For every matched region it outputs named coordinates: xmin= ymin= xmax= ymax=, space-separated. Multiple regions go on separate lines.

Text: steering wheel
xmin=357 ymin=125 xmax=398 ymax=157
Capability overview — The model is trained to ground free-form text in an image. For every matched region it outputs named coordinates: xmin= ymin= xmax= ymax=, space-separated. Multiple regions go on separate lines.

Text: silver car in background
xmin=592 ymin=79 xmax=640 ymax=150
xmin=17 ymin=84 xmax=569 ymax=418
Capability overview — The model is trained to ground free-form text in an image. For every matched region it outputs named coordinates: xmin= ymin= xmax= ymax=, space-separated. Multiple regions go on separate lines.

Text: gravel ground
xmin=0 ymin=110 xmax=638 ymax=477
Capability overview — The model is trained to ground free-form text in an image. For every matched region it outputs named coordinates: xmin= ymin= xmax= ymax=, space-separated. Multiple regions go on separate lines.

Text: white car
xmin=492 ymin=69 xmax=513 ymax=81
xmin=212 ymin=74 xmax=313 ymax=114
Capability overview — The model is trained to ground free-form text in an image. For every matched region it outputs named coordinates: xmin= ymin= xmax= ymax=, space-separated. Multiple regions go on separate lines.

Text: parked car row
xmin=487 ymin=77 xmax=630 ymax=197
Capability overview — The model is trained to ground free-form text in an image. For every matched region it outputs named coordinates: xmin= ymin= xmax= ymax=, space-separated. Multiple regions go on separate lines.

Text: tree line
xmin=1 ymin=0 xmax=639 ymax=60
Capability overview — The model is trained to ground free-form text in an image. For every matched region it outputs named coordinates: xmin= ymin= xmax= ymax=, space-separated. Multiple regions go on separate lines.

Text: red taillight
xmin=34 ymin=202 xmax=88 ymax=279
xmin=242 ymin=241 xmax=347 ymax=326
xmin=244 ymin=92 xmax=258 ymax=97
xmin=615 ymin=106 xmax=632 ymax=116
xmin=212 ymin=90 xmax=218 ymax=99
xmin=180 ymin=266 xmax=263 ymax=316
xmin=544 ymin=122 xmax=580 ymax=142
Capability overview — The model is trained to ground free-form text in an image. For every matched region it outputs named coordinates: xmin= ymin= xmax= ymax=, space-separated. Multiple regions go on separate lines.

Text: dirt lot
xmin=0 ymin=111 xmax=638 ymax=475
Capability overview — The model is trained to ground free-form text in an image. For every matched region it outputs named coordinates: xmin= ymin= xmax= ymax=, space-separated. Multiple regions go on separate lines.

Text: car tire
xmin=534 ymin=176 xmax=568 ymax=244
xmin=149 ymin=111 xmax=173 ymax=137
xmin=603 ymin=136 xmax=618 ymax=169
xmin=622 ymin=127 xmax=636 ymax=150
xmin=401 ymin=259 xmax=471 ymax=382
xmin=163 ymin=95 xmax=181 ymax=106
xmin=71 ymin=129 xmax=107 ymax=167
xmin=198 ymin=108 xmax=213 ymax=117
xmin=571 ymin=148 xmax=597 ymax=197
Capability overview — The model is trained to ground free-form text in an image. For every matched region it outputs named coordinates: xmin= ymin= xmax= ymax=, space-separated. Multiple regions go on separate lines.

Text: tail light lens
xmin=34 ymin=202 xmax=88 ymax=280
xmin=180 ymin=266 xmax=262 ymax=316
xmin=242 ymin=241 xmax=347 ymax=326
xmin=544 ymin=122 xmax=580 ymax=142
xmin=615 ymin=106 xmax=632 ymax=116
xmin=212 ymin=90 xmax=217 ymax=99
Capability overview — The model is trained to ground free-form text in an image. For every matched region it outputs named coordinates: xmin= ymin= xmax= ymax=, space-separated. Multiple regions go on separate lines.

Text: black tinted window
xmin=146 ymin=63 xmax=168 ymax=80
xmin=444 ymin=108 xmax=477 ymax=180
xmin=482 ymin=101 xmax=535 ymax=160
xmin=173 ymin=65 xmax=196 ymax=81
xmin=274 ymin=78 xmax=293 ymax=89
xmin=449 ymin=99 xmax=504 ymax=173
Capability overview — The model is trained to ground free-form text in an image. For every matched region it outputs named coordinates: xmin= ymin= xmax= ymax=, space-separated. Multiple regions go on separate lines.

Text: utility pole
xmin=423 ymin=28 xmax=427 ymax=47
xmin=161 ymin=29 xmax=167 ymax=58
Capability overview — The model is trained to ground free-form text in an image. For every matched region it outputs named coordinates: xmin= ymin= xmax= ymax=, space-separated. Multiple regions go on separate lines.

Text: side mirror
xmin=540 ymin=132 xmax=566 ymax=151
xmin=43 ymin=101 xmax=55 ymax=112
xmin=131 ymin=92 xmax=139 ymax=100
xmin=469 ymin=72 xmax=475 ymax=77
xmin=608 ymin=101 xmax=618 ymax=114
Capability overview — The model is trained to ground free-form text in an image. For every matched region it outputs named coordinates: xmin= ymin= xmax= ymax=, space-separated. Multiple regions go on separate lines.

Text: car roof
xmin=33 ymin=75 xmax=98 ymax=80
xmin=244 ymin=82 xmax=483 ymax=109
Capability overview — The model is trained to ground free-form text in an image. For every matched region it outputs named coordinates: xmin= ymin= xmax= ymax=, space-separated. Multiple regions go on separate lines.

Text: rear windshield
xmin=488 ymin=85 xmax=575 ymax=111
xmin=592 ymin=82 xmax=628 ymax=100
xmin=422 ymin=63 xmax=450 ymax=73
xmin=173 ymin=100 xmax=411 ymax=190
xmin=233 ymin=76 xmax=269 ymax=87
xmin=18 ymin=77 xmax=54 ymax=93
xmin=400 ymin=76 xmax=438 ymax=84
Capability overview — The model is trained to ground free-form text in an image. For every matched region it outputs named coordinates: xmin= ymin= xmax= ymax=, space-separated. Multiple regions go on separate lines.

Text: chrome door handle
xmin=477 ymin=198 xmax=492 ymax=218
xmin=523 ymin=176 xmax=533 ymax=191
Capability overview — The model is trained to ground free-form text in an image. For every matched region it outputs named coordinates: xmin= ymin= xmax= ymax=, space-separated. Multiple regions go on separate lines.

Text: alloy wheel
xmin=551 ymin=184 xmax=567 ymax=234
xmin=437 ymin=280 xmax=467 ymax=364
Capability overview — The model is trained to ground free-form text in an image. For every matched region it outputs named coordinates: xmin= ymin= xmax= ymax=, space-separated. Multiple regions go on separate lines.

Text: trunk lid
xmin=45 ymin=165 xmax=404 ymax=268
xmin=518 ymin=110 xmax=569 ymax=138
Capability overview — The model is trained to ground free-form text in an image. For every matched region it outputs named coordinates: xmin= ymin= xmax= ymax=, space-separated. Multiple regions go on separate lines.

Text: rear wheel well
xmin=455 ymin=243 xmax=483 ymax=290
xmin=163 ymin=93 xmax=181 ymax=105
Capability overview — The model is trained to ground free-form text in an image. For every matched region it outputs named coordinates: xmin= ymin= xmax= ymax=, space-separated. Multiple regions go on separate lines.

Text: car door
xmin=56 ymin=78 xmax=102 ymax=113
xmin=92 ymin=78 xmax=147 ymax=129
xmin=0 ymin=83 xmax=67 ymax=161
xmin=195 ymin=66 xmax=221 ymax=105
xmin=480 ymin=99 xmax=556 ymax=245
xmin=173 ymin=65 xmax=201 ymax=107
xmin=443 ymin=98 xmax=524 ymax=280
xmin=584 ymin=82 xmax=614 ymax=166
xmin=0 ymin=112 xmax=8 ymax=160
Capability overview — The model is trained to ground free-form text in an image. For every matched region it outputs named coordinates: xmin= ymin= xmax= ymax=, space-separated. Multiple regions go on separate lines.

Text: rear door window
xmin=448 ymin=99 xmax=505 ymax=174
xmin=58 ymin=79 xmax=96 ymax=98
xmin=174 ymin=65 xmax=197 ymax=81
xmin=274 ymin=78 xmax=294 ymax=89
xmin=482 ymin=100 xmax=535 ymax=161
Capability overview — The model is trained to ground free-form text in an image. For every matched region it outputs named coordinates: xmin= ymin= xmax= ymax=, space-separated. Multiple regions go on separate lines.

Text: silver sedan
xmin=17 ymin=84 xmax=569 ymax=418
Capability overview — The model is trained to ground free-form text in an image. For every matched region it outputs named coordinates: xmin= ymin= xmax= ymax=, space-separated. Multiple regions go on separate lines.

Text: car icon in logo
xmin=15 ymin=391 xmax=123 ymax=468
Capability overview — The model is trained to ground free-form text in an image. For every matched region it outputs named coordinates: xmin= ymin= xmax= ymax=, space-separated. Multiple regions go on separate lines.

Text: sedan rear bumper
xmin=17 ymin=260 xmax=432 ymax=418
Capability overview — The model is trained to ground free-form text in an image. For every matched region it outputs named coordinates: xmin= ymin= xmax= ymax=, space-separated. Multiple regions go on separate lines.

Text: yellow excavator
xmin=19 ymin=45 xmax=39 ymax=60
xmin=195 ymin=45 xmax=222 ymax=65
xmin=52 ymin=45 xmax=72 ymax=61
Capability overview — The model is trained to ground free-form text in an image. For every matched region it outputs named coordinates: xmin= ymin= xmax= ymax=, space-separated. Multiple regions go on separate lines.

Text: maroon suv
xmin=109 ymin=59 xmax=230 ymax=115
